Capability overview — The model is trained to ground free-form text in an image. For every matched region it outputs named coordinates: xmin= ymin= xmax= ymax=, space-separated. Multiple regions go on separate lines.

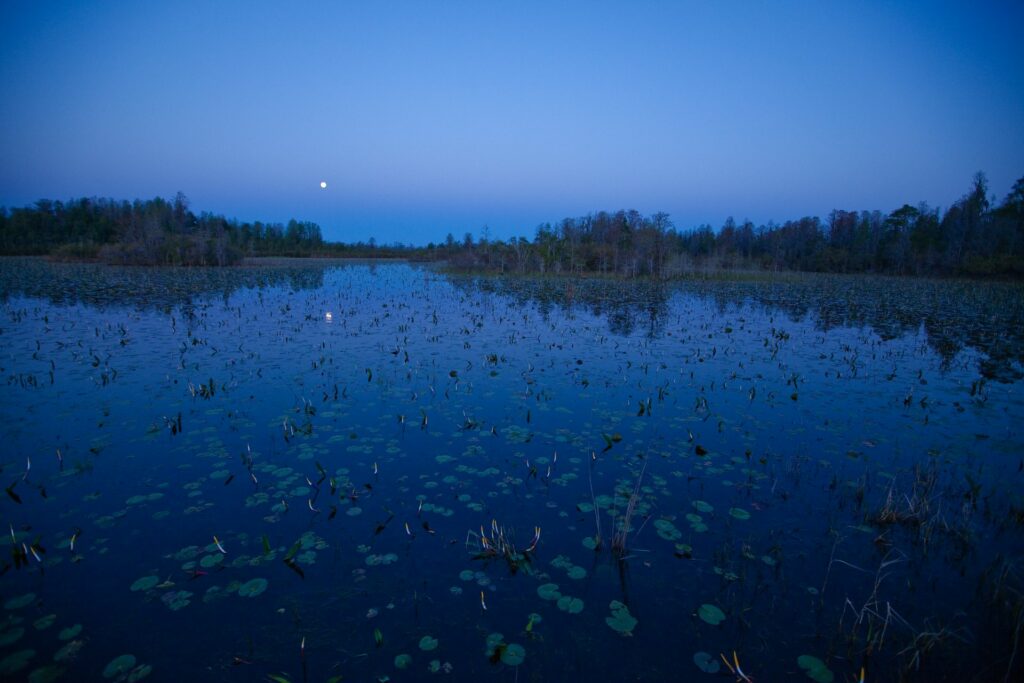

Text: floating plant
xmin=130 ymin=576 xmax=159 ymax=592
xmin=605 ymin=601 xmax=637 ymax=635
xmin=797 ymin=655 xmax=834 ymax=683
xmin=693 ymin=651 xmax=720 ymax=673
xmin=556 ymin=595 xmax=585 ymax=614
xmin=102 ymin=654 xmax=136 ymax=679
xmin=698 ymin=603 xmax=726 ymax=625
xmin=237 ymin=578 xmax=268 ymax=597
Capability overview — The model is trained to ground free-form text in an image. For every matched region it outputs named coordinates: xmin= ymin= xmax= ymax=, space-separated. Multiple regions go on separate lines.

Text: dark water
xmin=0 ymin=257 xmax=1022 ymax=683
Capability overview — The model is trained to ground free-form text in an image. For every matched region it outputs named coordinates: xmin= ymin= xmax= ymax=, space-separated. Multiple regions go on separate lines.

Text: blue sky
xmin=1 ymin=1 xmax=1022 ymax=244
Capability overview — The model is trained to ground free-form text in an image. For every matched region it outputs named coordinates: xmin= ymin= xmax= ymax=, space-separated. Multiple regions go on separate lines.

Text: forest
xmin=439 ymin=172 xmax=1024 ymax=277
xmin=0 ymin=192 xmax=329 ymax=265
xmin=1 ymin=173 xmax=1021 ymax=276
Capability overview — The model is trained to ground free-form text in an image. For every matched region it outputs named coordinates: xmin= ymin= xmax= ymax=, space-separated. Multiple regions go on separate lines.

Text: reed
xmin=611 ymin=461 xmax=647 ymax=558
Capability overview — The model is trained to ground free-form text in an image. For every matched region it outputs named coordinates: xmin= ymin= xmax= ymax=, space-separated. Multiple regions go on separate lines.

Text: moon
xmin=320 ymin=181 xmax=327 ymax=189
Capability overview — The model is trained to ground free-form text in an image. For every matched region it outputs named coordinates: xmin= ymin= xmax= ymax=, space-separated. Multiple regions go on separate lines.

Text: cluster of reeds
xmin=835 ymin=549 xmax=912 ymax=655
xmin=611 ymin=462 xmax=647 ymax=559
xmin=466 ymin=519 xmax=540 ymax=574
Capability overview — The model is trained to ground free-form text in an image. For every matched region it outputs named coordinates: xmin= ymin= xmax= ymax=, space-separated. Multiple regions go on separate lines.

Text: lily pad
xmin=103 ymin=654 xmax=137 ymax=679
xmin=394 ymin=653 xmax=412 ymax=669
xmin=0 ymin=649 xmax=35 ymax=675
xmin=28 ymin=664 xmax=65 ymax=683
xmin=537 ymin=583 xmax=561 ymax=601
xmin=797 ymin=655 xmax=834 ymax=683
xmin=199 ymin=553 xmax=224 ymax=568
xmin=698 ymin=603 xmax=725 ymax=625
xmin=130 ymin=576 xmax=160 ymax=592
xmin=33 ymin=614 xmax=56 ymax=630
xmin=566 ymin=565 xmax=587 ymax=580
xmin=238 ymin=578 xmax=268 ymax=597
xmin=484 ymin=632 xmax=504 ymax=656
xmin=126 ymin=663 xmax=152 ymax=682
xmin=693 ymin=651 xmax=720 ymax=673
xmin=0 ymin=627 xmax=25 ymax=646
xmin=500 ymin=643 xmax=525 ymax=666
xmin=54 ymin=640 xmax=84 ymax=662
xmin=419 ymin=635 xmax=438 ymax=651
xmin=556 ymin=595 xmax=585 ymax=614
xmin=605 ymin=600 xmax=637 ymax=635
xmin=58 ymin=624 xmax=82 ymax=640
xmin=3 ymin=593 xmax=35 ymax=610
xmin=728 ymin=507 xmax=751 ymax=520
xmin=161 ymin=590 xmax=192 ymax=611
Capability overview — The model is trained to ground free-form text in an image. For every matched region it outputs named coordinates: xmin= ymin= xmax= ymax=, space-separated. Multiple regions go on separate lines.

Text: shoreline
xmin=1 ymin=253 xmax=1021 ymax=283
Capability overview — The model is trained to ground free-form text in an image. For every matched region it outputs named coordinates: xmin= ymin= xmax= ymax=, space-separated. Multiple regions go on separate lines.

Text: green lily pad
xmin=103 ymin=654 xmax=137 ymax=679
xmin=0 ymin=627 xmax=25 ymax=646
xmin=556 ymin=595 xmax=585 ymax=614
xmin=33 ymin=614 xmax=56 ymax=630
xmin=692 ymin=500 xmax=714 ymax=513
xmin=130 ymin=576 xmax=160 ymax=592
xmin=605 ymin=600 xmax=637 ymax=635
xmin=484 ymin=632 xmax=504 ymax=656
xmin=698 ymin=603 xmax=725 ymax=625
xmin=28 ymin=664 xmax=66 ymax=683
xmin=0 ymin=649 xmax=35 ymax=675
xmin=57 ymin=624 xmax=82 ymax=641
xmin=238 ymin=578 xmax=268 ymax=597
xmin=500 ymin=643 xmax=525 ymax=666
xmin=728 ymin=507 xmax=751 ymax=520
xmin=797 ymin=655 xmax=834 ymax=683
xmin=3 ymin=593 xmax=35 ymax=610
xmin=419 ymin=635 xmax=438 ymax=651
xmin=693 ymin=651 xmax=720 ymax=673
xmin=537 ymin=583 xmax=561 ymax=601
xmin=126 ymin=663 xmax=152 ymax=682
xmin=199 ymin=553 xmax=224 ymax=568
xmin=54 ymin=640 xmax=84 ymax=662
xmin=394 ymin=653 xmax=412 ymax=669
xmin=163 ymin=590 xmax=192 ymax=611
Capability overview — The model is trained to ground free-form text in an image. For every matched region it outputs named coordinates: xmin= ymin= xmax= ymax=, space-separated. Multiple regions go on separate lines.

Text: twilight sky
xmin=1 ymin=1 xmax=1022 ymax=244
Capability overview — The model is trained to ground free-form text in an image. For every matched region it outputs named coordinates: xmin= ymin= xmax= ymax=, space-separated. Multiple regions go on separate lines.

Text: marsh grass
xmin=611 ymin=462 xmax=647 ymax=559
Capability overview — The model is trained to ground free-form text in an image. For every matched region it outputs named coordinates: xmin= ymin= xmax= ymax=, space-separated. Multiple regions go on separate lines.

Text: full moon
xmin=320 ymin=181 xmax=327 ymax=189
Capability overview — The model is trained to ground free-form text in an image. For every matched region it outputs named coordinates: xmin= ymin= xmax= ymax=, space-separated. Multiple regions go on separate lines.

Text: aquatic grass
xmin=835 ymin=549 xmax=914 ymax=656
xmin=466 ymin=518 xmax=538 ymax=573
xmin=611 ymin=461 xmax=647 ymax=558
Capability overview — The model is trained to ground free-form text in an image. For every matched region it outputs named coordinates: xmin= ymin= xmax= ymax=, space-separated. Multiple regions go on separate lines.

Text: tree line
xmin=0 ymin=193 xmax=328 ymax=265
xmin=437 ymin=173 xmax=1024 ymax=277
xmin=1 ymin=172 xmax=1021 ymax=275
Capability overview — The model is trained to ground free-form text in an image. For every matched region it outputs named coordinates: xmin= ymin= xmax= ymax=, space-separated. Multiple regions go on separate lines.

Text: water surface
xmin=1 ymin=258 xmax=1022 ymax=682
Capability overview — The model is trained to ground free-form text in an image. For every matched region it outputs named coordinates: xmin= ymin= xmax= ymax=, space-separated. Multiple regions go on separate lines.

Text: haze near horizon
xmin=1 ymin=1 xmax=1022 ymax=244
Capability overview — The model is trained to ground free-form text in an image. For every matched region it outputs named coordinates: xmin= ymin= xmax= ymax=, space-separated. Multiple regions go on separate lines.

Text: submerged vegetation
xmin=0 ymin=260 xmax=1021 ymax=682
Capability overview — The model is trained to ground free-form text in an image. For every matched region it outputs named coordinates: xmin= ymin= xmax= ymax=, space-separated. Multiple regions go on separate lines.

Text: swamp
xmin=0 ymin=257 xmax=1022 ymax=682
